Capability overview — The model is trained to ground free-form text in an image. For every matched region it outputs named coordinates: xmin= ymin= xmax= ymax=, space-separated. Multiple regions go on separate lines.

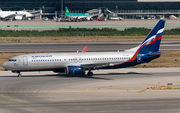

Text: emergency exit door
xmin=23 ymin=56 xmax=28 ymax=66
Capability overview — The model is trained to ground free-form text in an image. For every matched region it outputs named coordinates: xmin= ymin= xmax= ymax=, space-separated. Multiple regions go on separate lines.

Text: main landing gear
xmin=87 ymin=71 xmax=93 ymax=77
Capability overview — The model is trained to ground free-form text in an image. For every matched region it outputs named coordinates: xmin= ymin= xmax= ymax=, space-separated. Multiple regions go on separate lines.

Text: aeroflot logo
xmin=32 ymin=55 xmax=52 ymax=59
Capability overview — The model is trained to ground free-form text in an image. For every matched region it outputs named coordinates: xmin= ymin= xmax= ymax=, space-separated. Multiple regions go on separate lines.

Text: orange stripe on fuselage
xmin=128 ymin=49 xmax=140 ymax=62
xmin=114 ymin=49 xmax=140 ymax=66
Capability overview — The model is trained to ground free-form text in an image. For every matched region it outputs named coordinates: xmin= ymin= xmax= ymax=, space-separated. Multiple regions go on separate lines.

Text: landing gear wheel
xmin=18 ymin=73 xmax=22 ymax=78
xmin=87 ymin=72 xmax=93 ymax=77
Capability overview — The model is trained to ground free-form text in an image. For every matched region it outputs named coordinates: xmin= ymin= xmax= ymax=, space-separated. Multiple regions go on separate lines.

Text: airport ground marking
xmin=72 ymin=106 xmax=104 ymax=113
xmin=72 ymin=100 xmax=180 ymax=113
xmin=0 ymin=111 xmax=22 ymax=113
xmin=0 ymin=95 xmax=51 ymax=113
xmin=137 ymin=89 xmax=147 ymax=93
xmin=83 ymin=84 xmax=141 ymax=92
xmin=142 ymin=83 xmax=156 ymax=86
xmin=83 ymin=86 xmax=127 ymax=91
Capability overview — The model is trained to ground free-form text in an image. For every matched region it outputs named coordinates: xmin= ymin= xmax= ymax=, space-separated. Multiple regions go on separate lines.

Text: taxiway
xmin=0 ymin=41 xmax=179 ymax=52
xmin=0 ymin=68 xmax=180 ymax=113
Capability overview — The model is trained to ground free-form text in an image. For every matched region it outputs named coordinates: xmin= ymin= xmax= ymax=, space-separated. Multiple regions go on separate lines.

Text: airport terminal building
xmin=0 ymin=0 xmax=180 ymax=17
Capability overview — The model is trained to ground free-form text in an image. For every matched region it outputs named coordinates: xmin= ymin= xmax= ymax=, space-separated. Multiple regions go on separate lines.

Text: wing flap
xmin=80 ymin=62 xmax=119 ymax=69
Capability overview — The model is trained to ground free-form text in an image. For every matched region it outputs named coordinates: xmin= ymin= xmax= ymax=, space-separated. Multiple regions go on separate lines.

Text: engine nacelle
xmin=66 ymin=66 xmax=85 ymax=75
xmin=15 ymin=16 xmax=23 ymax=20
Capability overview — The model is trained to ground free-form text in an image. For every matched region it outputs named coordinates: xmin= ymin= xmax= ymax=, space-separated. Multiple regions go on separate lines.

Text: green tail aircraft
xmin=65 ymin=7 xmax=91 ymax=20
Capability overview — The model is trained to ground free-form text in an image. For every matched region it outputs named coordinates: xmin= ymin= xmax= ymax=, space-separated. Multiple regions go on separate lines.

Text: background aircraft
xmin=0 ymin=9 xmax=40 ymax=21
xmin=65 ymin=7 xmax=91 ymax=20
xmin=2 ymin=20 xmax=165 ymax=77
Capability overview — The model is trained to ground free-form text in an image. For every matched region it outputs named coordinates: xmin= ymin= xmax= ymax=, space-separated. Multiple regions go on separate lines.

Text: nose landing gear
xmin=12 ymin=71 xmax=22 ymax=77
xmin=18 ymin=73 xmax=22 ymax=78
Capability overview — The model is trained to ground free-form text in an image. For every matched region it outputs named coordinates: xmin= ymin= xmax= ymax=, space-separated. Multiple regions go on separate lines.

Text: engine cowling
xmin=15 ymin=16 xmax=23 ymax=20
xmin=66 ymin=66 xmax=85 ymax=75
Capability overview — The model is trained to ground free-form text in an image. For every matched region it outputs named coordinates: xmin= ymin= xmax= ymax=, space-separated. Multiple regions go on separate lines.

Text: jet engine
xmin=66 ymin=66 xmax=85 ymax=75
xmin=15 ymin=16 xmax=23 ymax=20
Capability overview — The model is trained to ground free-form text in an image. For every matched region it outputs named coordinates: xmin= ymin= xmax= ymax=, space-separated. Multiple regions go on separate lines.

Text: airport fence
xmin=0 ymin=27 xmax=179 ymax=37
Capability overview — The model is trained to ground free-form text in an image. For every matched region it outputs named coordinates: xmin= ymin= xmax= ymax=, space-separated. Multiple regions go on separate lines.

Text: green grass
xmin=0 ymin=27 xmax=180 ymax=37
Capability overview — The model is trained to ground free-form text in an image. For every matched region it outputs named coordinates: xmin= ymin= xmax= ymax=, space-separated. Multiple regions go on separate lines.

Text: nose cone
xmin=2 ymin=62 xmax=10 ymax=69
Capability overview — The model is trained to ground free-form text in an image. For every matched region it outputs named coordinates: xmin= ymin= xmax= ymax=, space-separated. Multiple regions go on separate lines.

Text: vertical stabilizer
xmin=128 ymin=20 xmax=165 ymax=62
xmin=138 ymin=20 xmax=165 ymax=53
xmin=65 ymin=7 xmax=71 ymax=15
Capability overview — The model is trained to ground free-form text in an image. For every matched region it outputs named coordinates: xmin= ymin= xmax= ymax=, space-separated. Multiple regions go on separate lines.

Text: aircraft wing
xmin=80 ymin=62 xmax=119 ymax=69
xmin=2 ymin=14 xmax=16 ymax=19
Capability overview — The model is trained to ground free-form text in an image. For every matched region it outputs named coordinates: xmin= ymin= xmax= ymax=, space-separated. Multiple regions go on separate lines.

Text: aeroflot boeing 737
xmin=2 ymin=20 xmax=165 ymax=77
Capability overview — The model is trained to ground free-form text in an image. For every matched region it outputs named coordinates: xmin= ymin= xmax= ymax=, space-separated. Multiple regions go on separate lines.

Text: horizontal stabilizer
xmin=148 ymin=52 xmax=161 ymax=56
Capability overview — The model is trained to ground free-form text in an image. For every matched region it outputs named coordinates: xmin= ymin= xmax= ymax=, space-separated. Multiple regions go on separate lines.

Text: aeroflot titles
xmin=32 ymin=55 xmax=52 ymax=59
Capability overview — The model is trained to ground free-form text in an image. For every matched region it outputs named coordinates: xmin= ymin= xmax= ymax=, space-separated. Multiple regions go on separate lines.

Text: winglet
xmin=82 ymin=46 xmax=88 ymax=52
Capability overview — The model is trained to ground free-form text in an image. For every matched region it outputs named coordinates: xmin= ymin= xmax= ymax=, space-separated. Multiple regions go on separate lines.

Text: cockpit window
xmin=8 ymin=59 xmax=17 ymax=62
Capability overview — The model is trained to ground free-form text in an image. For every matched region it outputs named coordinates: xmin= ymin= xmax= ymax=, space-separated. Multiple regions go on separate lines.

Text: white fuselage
xmin=3 ymin=51 xmax=135 ymax=71
xmin=0 ymin=11 xmax=33 ymax=20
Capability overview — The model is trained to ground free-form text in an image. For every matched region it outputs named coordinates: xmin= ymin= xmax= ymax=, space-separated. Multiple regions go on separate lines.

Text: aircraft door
xmin=73 ymin=57 xmax=82 ymax=63
xmin=23 ymin=56 xmax=28 ymax=66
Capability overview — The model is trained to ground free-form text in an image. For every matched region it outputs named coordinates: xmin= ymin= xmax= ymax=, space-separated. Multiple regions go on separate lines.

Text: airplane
xmin=65 ymin=7 xmax=91 ymax=20
xmin=2 ymin=20 xmax=165 ymax=77
xmin=0 ymin=9 xmax=40 ymax=21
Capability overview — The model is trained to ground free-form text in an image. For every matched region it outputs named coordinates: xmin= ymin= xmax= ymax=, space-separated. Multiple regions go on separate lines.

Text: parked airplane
xmin=2 ymin=20 xmax=165 ymax=77
xmin=65 ymin=7 xmax=91 ymax=20
xmin=0 ymin=9 xmax=40 ymax=21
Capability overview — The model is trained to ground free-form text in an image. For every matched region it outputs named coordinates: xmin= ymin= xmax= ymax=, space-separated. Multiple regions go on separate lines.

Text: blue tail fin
xmin=139 ymin=20 xmax=165 ymax=54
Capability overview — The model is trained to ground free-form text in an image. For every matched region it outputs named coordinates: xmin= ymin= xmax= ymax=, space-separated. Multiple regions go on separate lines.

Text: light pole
xmin=116 ymin=6 xmax=118 ymax=17
xmin=42 ymin=6 xmax=44 ymax=19
xmin=61 ymin=0 xmax=63 ymax=16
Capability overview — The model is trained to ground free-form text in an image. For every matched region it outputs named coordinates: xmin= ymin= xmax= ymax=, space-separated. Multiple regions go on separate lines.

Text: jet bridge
xmin=86 ymin=8 xmax=102 ymax=18
xmin=86 ymin=8 xmax=115 ymax=20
